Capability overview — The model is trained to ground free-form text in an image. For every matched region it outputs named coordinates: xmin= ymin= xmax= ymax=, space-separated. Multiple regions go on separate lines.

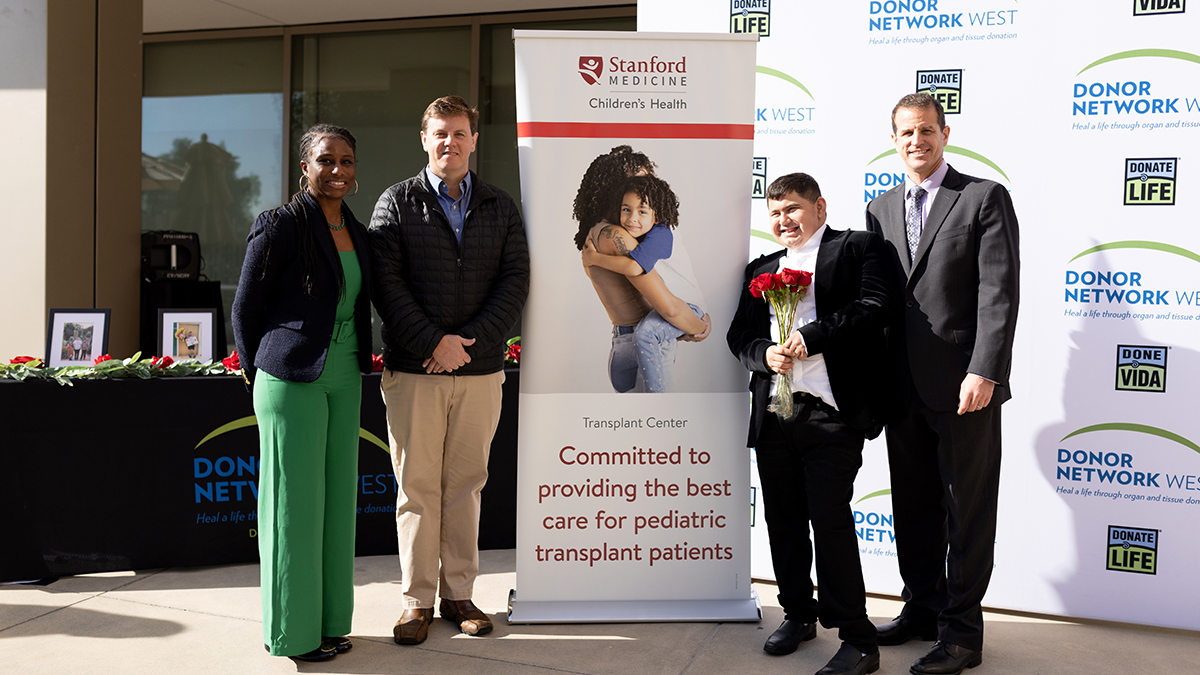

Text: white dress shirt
xmin=768 ymin=224 xmax=838 ymax=410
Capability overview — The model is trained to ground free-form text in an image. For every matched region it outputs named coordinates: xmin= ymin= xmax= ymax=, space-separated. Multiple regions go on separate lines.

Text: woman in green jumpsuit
xmin=232 ymin=124 xmax=374 ymax=662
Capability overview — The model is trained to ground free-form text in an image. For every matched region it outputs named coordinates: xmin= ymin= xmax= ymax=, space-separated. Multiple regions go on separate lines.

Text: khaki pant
xmin=380 ymin=369 xmax=504 ymax=609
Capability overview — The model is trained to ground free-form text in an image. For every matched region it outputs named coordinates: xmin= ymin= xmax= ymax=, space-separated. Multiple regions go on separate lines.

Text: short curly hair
xmin=572 ymin=146 xmax=656 ymax=250
xmin=607 ymin=174 xmax=680 ymax=235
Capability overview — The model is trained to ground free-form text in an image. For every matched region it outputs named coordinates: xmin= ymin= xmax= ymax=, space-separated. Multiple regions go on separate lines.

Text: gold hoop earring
xmin=350 ymin=180 xmax=359 ymax=197
xmin=298 ymin=175 xmax=309 ymax=193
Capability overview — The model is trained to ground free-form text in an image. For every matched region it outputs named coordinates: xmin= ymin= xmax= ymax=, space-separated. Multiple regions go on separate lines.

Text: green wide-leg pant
xmin=254 ymin=337 xmax=360 ymax=656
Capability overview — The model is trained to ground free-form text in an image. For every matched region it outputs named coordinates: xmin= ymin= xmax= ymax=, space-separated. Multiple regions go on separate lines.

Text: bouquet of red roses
xmin=749 ymin=267 xmax=813 ymax=420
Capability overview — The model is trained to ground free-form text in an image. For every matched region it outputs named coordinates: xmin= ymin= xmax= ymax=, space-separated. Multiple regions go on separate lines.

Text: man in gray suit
xmin=865 ymin=93 xmax=1019 ymax=675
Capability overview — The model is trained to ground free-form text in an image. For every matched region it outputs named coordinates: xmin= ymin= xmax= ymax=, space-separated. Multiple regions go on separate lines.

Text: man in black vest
xmin=369 ymin=95 xmax=529 ymax=646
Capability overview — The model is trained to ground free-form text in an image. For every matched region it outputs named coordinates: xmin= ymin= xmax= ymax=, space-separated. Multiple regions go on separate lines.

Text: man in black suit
xmin=728 ymin=173 xmax=900 ymax=675
xmin=865 ymin=93 xmax=1019 ymax=675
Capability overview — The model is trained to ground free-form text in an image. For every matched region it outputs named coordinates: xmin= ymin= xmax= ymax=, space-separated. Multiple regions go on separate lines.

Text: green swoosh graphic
xmin=195 ymin=414 xmax=392 ymax=454
xmin=751 ymin=229 xmax=776 ymax=243
xmin=1069 ymin=241 xmax=1200 ymax=264
xmin=854 ymin=489 xmax=892 ymax=504
xmin=756 ymin=66 xmax=814 ymax=100
xmin=195 ymin=415 xmax=258 ymax=449
xmin=1078 ymin=49 xmax=1200 ymax=75
xmin=1061 ymin=423 xmax=1200 ymax=455
xmin=867 ymin=147 xmax=1009 ymax=182
xmin=360 ymin=428 xmax=392 ymax=453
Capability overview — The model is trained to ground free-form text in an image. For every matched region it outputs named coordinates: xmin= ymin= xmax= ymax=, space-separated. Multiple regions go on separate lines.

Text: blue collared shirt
xmin=426 ymin=165 xmax=472 ymax=245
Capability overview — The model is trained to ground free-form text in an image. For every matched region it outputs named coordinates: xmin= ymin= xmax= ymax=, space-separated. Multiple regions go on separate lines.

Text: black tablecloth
xmin=0 ymin=371 xmax=518 ymax=581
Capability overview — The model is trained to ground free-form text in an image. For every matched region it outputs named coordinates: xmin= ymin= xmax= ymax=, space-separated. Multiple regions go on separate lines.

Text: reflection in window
xmin=142 ymin=39 xmax=283 ymax=353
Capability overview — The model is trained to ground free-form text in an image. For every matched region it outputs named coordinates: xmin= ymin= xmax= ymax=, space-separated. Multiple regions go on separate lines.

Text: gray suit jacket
xmin=865 ymin=165 xmax=1019 ymax=412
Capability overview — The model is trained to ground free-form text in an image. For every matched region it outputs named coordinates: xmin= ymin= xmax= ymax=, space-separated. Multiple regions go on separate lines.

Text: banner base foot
xmin=507 ymin=588 xmax=761 ymax=624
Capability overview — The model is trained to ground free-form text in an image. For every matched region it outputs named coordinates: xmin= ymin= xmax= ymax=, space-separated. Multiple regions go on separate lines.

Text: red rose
xmin=9 ymin=356 xmax=42 ymax=367
xmin=506 ymin=343 xmax=521 ymax=365
xmin=749 ymin=272 xmax=773 ymax=298
xmin=94 ymin=354 xmax=112 ymax=365
xmin=150 ymin=355 xmax=174 ymax=368
xmin=769 ymin=273 xmax=786 ymax=291
xmin=222 ymin=351 xmax=241 ymax=371
xmin=796 ymin=270 xmax=813 ymax=288
xmin=780 ymin=267 xmax=802 ymax=288
xmin=371 ymin=353 xmax=384 ymax=372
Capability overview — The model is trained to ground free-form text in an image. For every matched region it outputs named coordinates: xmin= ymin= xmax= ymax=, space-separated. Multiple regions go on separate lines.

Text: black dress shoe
xmin=910 ymin=641 xmax=982 ymax=674
xmin=876 ymin=615 xmax=938 ymax=646
xmin=816 ymin=642 xmax=880 ymax=675
xmin=763 ymin=619 xmax=817 ymax=655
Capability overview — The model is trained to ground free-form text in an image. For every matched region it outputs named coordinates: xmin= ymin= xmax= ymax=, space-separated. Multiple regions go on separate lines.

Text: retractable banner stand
xmin=639 ymin=2 xmax=1200 ymax=632
xmin=511 ymin=30 xmax=760 ymax=623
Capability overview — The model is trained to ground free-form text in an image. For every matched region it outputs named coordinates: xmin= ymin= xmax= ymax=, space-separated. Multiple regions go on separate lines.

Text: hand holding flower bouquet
xmin=749 ymin=267 xmax=813 ymax=420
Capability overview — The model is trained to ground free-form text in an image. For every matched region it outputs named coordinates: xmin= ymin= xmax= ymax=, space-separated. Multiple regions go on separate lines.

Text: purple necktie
xmin=906 ymin=185 xmax=926 ymax=263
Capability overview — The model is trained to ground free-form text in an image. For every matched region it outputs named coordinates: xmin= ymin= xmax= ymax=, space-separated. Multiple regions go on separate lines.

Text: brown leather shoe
xmin=393 ymin=608 xmax=433 ymax=645
xmin=438 ymin=598 xmax=493 ymax=636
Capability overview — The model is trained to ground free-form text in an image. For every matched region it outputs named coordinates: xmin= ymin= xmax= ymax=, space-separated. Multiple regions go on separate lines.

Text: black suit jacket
xmin=232 ymin=192 xmax=374 ymax=383
xmin=727 ymin=226 xmax=902 ymax=446
xmin=865 ymin=165 xmax=1020 ymax=412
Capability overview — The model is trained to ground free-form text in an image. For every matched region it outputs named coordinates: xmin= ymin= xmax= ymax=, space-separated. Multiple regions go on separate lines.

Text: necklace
xmin=327 ymin=215 xmax=346 ymax=231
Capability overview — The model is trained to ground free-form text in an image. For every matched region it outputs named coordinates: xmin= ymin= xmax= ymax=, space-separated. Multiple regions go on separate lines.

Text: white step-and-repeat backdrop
xmin=639 ymin=1 xmax=1200 ymax=631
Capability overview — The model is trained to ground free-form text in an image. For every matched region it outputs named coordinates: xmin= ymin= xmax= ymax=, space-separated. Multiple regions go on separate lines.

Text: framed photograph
xmin=46 ymin=309 xmax=111 ymax=368
xmin=158 ymin=309 xmax=217 ymax=363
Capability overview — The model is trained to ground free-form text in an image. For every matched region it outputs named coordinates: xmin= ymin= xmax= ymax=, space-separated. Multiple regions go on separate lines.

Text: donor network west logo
xmin=1134 ymin=0 xmax=1185 ymax=16
xmin=1124 ymin=158 xmax=1178 ymax=205
xmin=731 ymin=0 xmax=770 ymax=37
xmin=1107 ymin=525 xmax=1159 ymax=574
xmin=916 ymin=69 xmax=962 ymax=114
xmin=1116 ymin=344 xmax=1168 ymax=392
xmin=1072 ymin=50 xmax=1200 ymax=121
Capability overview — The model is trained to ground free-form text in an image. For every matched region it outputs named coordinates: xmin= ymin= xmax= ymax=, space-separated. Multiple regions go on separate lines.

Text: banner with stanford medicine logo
xmin=639 ymin=1 xmax=1200 ymax=631
xmin=511 ymin=30 xmax=759 ymax=622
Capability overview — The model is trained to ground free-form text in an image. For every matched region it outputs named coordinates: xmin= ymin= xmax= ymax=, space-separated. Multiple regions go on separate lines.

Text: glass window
xmin=142 ymin=37 xmax=284 ymax=354
xmin=290 ymin=27 xmax=472 ymax=222
xmin=477 ymin=17 xmax=636 ymax=210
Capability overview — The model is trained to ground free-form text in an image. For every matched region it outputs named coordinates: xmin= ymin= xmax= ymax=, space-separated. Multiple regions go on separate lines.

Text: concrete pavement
xmin=2 ymin=550 xmax=1196 ymax=674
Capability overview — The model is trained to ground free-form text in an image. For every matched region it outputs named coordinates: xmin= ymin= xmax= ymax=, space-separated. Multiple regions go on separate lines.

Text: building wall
xmin=0 ymin=1 xmax=48 ymax=360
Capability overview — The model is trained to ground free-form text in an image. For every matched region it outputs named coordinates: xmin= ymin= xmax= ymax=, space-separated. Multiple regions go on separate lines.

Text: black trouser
xmin=885 ymin=387 xmax=1002 ymax=652
xmin=755 ymin=394 xmax=876 ymax=653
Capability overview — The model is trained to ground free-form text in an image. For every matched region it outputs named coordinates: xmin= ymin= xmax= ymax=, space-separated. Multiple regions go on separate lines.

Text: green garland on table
xmin=1 ymin=353 xmax=233 ymax=386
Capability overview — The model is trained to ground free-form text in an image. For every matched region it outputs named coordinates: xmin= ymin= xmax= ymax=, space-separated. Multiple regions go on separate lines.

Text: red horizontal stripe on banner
xmin=518 ymin=122 xmax=754 ymax=140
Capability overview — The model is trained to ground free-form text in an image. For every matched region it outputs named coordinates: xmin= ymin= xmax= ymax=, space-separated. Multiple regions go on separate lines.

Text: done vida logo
xmin=1107 ymin=525 xmax=1158 ymax=574
xmin=1116 ymin=344 xmax=1168 ymax=392
xmin=916 ymin=69 xmax=962 ymax=114
xmin=579 ymin=57 xmax=603 ymax=85
xmin=752 ymin=157 xmax=767 ymax=199
xmin=1125 ymin=158 xmax=1178 ymax=205
xmin=1134 ymin=0 xmax=1185 ymax=15
xmin=731 ymin=0 xmax=771 ymax=37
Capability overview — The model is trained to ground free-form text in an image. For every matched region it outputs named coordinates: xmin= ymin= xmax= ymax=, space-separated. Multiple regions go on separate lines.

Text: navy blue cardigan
xmin=232 ymin=192 xmax=373 ymax=383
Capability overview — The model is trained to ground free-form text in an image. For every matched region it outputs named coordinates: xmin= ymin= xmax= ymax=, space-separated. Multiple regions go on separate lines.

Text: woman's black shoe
xmin=322 ymin=636 xmax=353 ymax=654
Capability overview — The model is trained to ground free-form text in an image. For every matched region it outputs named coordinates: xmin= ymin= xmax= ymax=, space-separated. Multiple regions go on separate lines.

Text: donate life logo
xmin=1124 ymin=158 xmax=1178 ymax=205
xmin=1133 ymin=0 xmax=1185 ymax=16
xmin=731 ymin=0 xmax=771 ymax=37
xmin=916 ymin=69 xmax=962 ymax=114
xmin=579 ymin=57 xmax=603 ymax=85
xmin=1107 ymin=525 xmax=1158 ymax=574
xmin=1115 ymin=344 xmax=1168 ymax=393
xmin=752 ymin=157 xmax=768 ymax=199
